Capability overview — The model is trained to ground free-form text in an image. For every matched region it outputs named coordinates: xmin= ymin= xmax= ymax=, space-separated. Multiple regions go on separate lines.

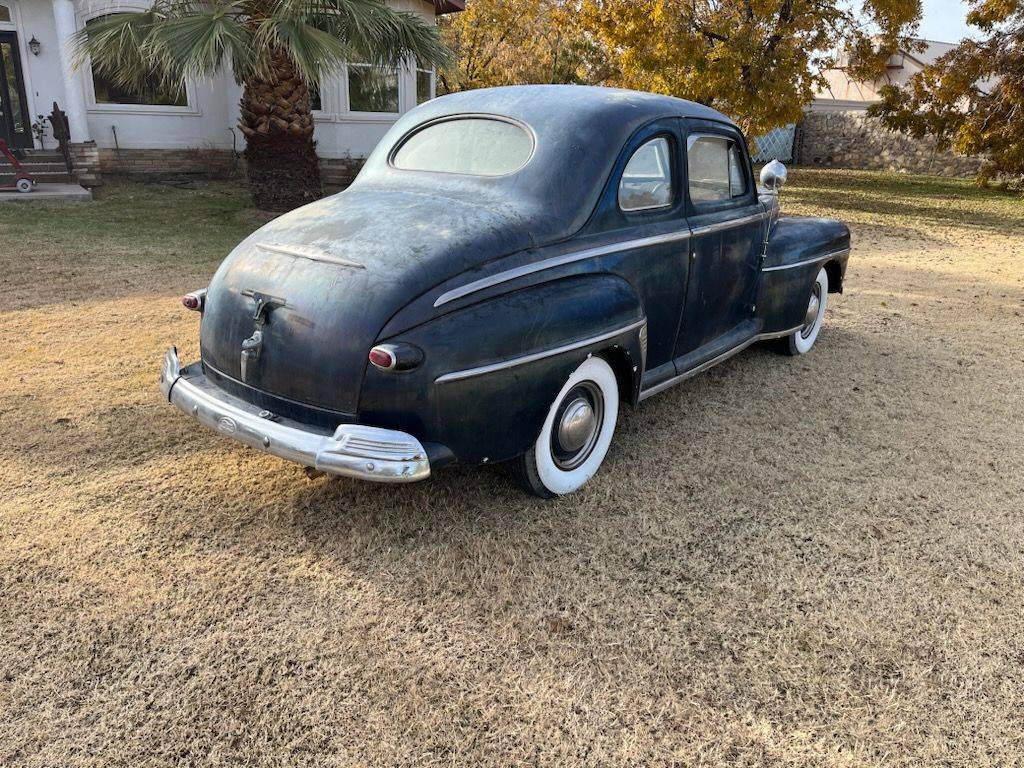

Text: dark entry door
xmin=0 ymin=32 xmax=32 ymax=149
xmin=674 ymin=121 xmax=763 ymax=358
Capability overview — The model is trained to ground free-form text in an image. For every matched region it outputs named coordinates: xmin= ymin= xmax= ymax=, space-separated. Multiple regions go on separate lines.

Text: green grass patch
xmin=786 ymin=168 xmax=1024 ymax=233
xmin=0 ymin=178 xmax=261 ymax=270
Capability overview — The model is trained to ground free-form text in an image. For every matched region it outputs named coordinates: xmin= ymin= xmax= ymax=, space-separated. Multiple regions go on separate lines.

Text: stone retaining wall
xmin=797 ymin=109 xmax=982 ymax=177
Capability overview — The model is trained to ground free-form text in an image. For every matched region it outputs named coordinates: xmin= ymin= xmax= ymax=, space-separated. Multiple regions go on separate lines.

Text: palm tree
xmin=76 ymin=0 xmax=450 ymax=210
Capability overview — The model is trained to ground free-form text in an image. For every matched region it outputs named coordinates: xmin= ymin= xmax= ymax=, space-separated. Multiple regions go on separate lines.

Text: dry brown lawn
xmin=1 ymin=171 xmax=1023 ymax=767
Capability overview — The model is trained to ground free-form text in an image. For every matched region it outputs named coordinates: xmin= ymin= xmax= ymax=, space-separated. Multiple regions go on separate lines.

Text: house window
xmin=415 ymin=57 xmax=434 ymax=105
xmin=0 ymin=4 xmax=11 ymax=23
xmin=619 ymin=137 xmax=673 ymax=211
xmin=85 ymin=17 xmax=187 ymax=106
xmin=309 ymin=84 xmax=321 ymax=112
xmin=687 ymin=135 xmax=746 ymax=204
xmin=347 ymin=63 xmax=398 ymax=113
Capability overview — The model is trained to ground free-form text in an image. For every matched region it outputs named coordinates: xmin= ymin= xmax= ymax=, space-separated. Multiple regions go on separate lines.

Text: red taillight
xmin=182 ymin=289 xmax=206 ymax=311
xmin=368 ymin=346 xmax=397 ymax=371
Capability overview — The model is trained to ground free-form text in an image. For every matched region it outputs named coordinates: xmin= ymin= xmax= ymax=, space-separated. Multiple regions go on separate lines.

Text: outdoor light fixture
xmin=28 ymin=36 xmax=41 ymax=55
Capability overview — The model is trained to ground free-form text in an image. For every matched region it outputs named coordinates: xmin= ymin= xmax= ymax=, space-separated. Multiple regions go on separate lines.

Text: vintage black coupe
xmin=160 ymin=85 xmax=850 ymax=497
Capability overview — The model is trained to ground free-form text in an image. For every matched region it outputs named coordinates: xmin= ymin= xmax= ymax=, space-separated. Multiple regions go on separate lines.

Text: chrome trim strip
xmin=257 ymin=243 xmax=366 ymax=269
xmin=638 ymin=326 xmax=802 ymax=401
xmin=761 ymin=247 xmax=850 ymax=272
xmin=689 ymin=211 xmax=767 ymax=237
xmin=436 ymin=319 xmax=647 ymax=384
xmin=160 ymin=348 xmax=430 ymax=483
xmin=433 ymin=212 xmax=770 ymax=309
xmin=433 ymin=231 xmax=693 ymax=308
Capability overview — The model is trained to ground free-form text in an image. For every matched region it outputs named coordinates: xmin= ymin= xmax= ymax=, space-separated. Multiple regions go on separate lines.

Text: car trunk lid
xmin=200 ymin=188 xmax=535 ymax=416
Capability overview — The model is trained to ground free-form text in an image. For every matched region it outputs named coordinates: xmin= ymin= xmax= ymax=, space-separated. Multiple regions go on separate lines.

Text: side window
xmin=618 ymin=137 xmax=673 ymax=212
xmin=687 ymin=136 xmax=729 ymax=203
xmin=687 ymin=135 xmax=748 ymax=204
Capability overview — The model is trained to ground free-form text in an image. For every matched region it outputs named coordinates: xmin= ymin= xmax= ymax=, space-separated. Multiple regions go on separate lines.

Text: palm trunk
xmin=239 ymin=48 xmax=322 ymax=211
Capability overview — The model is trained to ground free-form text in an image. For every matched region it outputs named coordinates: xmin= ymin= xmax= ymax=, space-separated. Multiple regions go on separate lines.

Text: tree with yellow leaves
xmin=581 ymin=0 xmax=923 ymax=136
xmin=438 ymin=0 xmax=613 ymax=92
xmin=870 ymin=0 xmax=1024 ymax=184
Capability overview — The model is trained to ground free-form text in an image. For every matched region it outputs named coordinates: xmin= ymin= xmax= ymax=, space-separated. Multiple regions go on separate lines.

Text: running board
xmin=638 ymin=325 xmax=802 ymax=401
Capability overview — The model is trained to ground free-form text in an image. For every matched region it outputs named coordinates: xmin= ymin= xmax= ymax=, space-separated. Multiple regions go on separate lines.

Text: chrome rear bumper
xmin=159 ymin=347 xmax=430 ymax=483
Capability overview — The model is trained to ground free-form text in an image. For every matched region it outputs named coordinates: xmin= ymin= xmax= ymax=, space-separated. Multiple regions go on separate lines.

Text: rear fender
xmin=358 ymin=274 xmax=646 ymax=463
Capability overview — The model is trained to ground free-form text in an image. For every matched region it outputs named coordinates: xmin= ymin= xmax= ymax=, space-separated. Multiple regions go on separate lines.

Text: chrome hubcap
xmin=558 ymin=398 xmax=596 ymax=453
xmin=802 ymin=285 xmax=821 ymax=338
xmin=551 ymin=382 xmax=603 ymax=471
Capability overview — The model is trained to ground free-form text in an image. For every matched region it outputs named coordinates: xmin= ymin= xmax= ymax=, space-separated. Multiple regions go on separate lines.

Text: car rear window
xmin=392 ymin=117 xmax=534 ymax=176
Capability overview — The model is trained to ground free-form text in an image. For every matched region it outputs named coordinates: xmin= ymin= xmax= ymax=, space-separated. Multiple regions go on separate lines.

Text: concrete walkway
xmin=0 ymin=183 xmax=92 ymax=203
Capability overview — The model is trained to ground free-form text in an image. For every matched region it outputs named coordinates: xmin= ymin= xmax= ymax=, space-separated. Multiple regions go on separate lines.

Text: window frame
xmin=344 ymin=61 xmax=402 ymax=118
xmin=413 ymin=57 xmax=435 ymax=106
xmin=617 ymin=134 xmax=677 ymax=214
xmin=79 ymin=8 xmax=196 ymax=115
xmin=684 ymin=128 xmax=754 ymax=213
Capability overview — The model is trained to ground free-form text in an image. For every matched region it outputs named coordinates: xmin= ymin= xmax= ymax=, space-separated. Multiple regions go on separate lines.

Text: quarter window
xmin=687 ymin=135 xmax=747 ymax=204
xmin=618 ymin=137 xmax=673 ymax=212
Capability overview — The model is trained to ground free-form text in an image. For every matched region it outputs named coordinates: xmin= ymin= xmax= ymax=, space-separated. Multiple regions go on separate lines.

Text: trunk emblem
xmin=239 ymin=290 xmax=287 ymax=382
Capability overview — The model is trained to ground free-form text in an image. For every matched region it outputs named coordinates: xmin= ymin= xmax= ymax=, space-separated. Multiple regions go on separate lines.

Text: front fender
xmin=358 ymin=274 xmax=645 ymax=464
xmin=758 ymin=216 xmax=850 ymax=334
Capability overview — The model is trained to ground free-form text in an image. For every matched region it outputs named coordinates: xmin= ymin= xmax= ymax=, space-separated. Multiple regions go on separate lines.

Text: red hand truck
xmin=0 ymin=138 xmax=36 ymax=193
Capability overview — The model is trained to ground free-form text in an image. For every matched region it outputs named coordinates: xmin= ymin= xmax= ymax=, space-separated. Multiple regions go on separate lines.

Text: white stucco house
xmin=0 ymin=0 xmax=462 ymax=183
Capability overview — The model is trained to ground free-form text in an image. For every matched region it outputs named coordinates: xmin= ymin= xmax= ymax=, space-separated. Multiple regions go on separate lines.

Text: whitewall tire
xmin=513 ymin=356 xmax=619 ymax=498
xmin=785 ymin=266 xmax=829 ymax=355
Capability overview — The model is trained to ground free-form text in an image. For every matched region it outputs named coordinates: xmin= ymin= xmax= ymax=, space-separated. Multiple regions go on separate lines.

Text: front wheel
xmin=513 ymin=356 xmax=619 ymax=498
xmin=15 ymin=178 xmax=33 ymax=193
xmin=783 ymin=266 xmax=829 ymax=355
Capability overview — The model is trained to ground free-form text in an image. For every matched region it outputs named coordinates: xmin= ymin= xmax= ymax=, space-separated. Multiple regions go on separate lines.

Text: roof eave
xmin=435 ymin=0 xmax=465 ymax=14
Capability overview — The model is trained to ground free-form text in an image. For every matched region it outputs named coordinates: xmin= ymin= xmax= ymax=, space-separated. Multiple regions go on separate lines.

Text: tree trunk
xmin=239 ymin=48 xmax=322 ymax=211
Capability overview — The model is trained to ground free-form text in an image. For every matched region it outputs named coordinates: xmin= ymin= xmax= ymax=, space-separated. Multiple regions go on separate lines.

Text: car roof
xmin=421 ymin=84 xmax=735 ymax=128
xmin=351 ymin=85 xmax=740 ymax=250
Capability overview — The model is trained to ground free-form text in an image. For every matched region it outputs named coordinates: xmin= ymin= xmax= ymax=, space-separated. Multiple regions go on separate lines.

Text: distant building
xmin=810 ymin=39 xmax=986 ymax=111
xmin=795 ymin=39 xmax=983 ymax=177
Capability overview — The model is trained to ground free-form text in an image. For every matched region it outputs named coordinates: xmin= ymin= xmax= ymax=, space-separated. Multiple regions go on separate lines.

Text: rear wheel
xmin=782 ymin=266 xmax=828 ymax=355
xmin=513 ymin=356 xmax=619 ymax=498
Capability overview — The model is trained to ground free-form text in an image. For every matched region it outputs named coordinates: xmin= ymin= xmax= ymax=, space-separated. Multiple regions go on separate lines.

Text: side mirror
xmin=759 ymin=159 xmax=788 ymax=193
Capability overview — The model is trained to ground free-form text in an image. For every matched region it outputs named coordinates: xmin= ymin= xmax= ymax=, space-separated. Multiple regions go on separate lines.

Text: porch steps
xmin=3 ymin=150 xmax=73 ymax=184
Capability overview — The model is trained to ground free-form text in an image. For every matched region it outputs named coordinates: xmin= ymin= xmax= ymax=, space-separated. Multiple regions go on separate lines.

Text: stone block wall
xmin=796 ymin=109 xmax=982 ymax=177
xmin=320 ymin=157 xmax=365 ymax=189
xmin=69 ymin=141 xmax=102 ymax=187
xmin=95 ymin=149 xmax=367 ymax=189
xmin=98 ymin=148 xmax=240 ymax=179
